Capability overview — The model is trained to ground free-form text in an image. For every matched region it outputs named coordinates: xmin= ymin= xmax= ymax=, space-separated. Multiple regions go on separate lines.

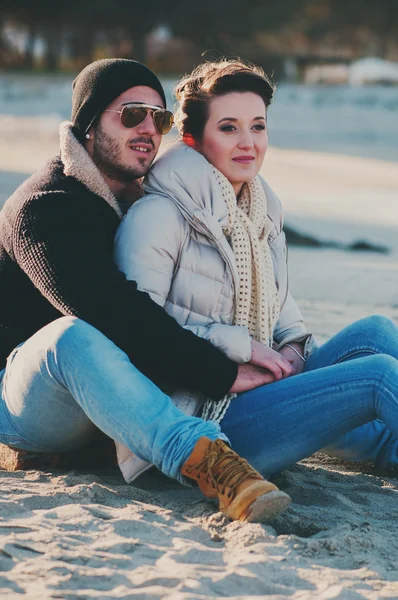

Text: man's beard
xmin=92 ymin=123 xmax=153 ymax=183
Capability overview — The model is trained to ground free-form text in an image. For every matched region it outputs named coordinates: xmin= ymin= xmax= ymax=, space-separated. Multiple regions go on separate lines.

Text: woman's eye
xmin=220 ymin=125 xmax=236 ymax=132
xmin=219 ymin=124 xmax=266 ymax=133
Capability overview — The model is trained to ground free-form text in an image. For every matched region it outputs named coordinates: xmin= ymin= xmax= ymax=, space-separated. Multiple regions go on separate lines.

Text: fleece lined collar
xmin=59 ymin=121 xmax=123 ymax=219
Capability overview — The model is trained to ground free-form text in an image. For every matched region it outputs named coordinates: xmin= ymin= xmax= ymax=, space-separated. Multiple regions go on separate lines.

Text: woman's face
xmin=194 ymin=91 xmax=268 ymax=195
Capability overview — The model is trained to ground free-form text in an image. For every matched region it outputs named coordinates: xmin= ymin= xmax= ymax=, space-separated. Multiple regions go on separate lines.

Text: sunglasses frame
xmin=105 ymin=102 xmax=174 ymax=135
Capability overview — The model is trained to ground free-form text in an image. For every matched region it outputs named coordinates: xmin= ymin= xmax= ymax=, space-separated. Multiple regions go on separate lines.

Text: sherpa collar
xmin=59 ymin=121 xmax=123 ymax=219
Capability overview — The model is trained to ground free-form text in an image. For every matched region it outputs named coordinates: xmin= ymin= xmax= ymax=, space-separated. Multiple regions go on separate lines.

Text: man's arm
xmin=115 ymin=197 xmax=291 ymax=389
xmin=14 ymin=192 xmax=238 ymax=399
xmin=115 ymin=197 xmax=253 ymax=364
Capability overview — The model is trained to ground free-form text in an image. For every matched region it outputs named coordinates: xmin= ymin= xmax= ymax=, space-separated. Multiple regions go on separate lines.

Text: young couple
xmin=1 ymin=58 xmax=398 ymax=525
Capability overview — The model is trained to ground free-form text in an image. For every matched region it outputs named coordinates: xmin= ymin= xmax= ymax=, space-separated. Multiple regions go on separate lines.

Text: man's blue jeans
xmin=0 ymin=317 xmax=224 ymax=484
xmin=1 ymin=315 xmax=398 ymax=483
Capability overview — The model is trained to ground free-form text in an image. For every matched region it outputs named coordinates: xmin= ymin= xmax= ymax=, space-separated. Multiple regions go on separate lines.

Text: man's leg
xmin=0 ymin=316 xmax=224 ymax=483
xmin=221 ymin=352 xmax=398 ymax=477
xmin=306 ymin=314 xmax=398 ymax=470
xmin=0 ymin=316 xmax=293 ymax=522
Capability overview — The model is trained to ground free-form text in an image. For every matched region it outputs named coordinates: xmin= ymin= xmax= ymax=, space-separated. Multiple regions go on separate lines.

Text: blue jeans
xmin=0 ymin=317 xmax=224 ymax=484
xmin=222 ymin=314 xmax=398 ymax=476
xmin=0 ymin=315 xmax=398 ymax=483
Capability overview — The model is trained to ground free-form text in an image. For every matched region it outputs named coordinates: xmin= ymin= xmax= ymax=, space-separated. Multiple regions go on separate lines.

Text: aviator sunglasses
xmin=105 ymin=102 xmax=174 ymax=135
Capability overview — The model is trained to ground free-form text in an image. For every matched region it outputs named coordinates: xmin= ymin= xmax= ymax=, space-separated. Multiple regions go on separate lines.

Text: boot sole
xmin=239 ymin=490 xmax=291 ymax=523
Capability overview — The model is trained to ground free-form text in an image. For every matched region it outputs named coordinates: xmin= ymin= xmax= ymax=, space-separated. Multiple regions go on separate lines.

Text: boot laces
xmin=186 ymin=440 xmax=263 ymax=500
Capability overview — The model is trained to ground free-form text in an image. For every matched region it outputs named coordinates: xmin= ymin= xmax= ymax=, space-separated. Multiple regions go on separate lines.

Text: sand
xmin=0 ymin=116 xmax=397 ymax=599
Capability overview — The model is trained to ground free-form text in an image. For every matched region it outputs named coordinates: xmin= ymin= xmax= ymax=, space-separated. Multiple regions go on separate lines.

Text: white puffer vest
xmin=114 ymin=141 xmax=315 ymax=482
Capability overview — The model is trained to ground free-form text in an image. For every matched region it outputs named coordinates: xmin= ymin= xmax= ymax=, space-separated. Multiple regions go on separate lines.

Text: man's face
xmin=89 ymin=86 xmax=164 ymax=183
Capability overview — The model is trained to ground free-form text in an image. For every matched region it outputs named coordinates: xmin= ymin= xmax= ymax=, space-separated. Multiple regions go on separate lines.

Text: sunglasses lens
xmin=120 ymin=106 xmax=147 ymax=128
xmin=120 ymin=106 xmax=174 ymax=134
xmin=154 ymin=110 xmax=174 ymax=134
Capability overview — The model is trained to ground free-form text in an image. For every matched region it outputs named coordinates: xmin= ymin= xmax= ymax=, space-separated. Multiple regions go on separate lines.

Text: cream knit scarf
xmin=201 ymin=168 xmax=280 ymax=423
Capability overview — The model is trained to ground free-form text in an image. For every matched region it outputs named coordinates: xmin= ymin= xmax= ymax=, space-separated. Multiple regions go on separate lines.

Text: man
xmin=0 ymin=59 xmax=291 ymax=523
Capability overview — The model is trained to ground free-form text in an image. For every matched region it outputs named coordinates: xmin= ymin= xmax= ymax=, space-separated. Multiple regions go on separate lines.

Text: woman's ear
xmin=182 ymin=133 xmax=196 ymax=148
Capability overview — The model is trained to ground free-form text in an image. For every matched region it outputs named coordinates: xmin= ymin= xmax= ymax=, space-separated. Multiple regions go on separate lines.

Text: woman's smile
xmin=232 ymin=155 xmax=256 ymax=164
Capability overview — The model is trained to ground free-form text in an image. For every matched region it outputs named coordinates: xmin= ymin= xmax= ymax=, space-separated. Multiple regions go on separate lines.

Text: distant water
xmin=0 ymin=74 xmax=397 ymax=162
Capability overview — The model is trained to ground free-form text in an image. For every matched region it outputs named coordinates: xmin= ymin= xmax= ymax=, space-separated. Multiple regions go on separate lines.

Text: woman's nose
xmin=237 ymin=130 xmax=254 ymax=149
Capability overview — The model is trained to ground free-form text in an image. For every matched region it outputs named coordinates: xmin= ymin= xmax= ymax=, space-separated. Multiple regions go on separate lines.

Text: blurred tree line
xmin=1 ymin=0 xmax=397 ymax=73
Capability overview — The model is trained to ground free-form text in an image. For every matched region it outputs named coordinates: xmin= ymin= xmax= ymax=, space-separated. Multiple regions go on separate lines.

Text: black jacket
xmin=0 ymin=156 xmax=238 ymax=398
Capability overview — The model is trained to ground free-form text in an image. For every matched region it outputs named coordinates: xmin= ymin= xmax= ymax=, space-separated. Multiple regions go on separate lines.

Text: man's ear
xmin=85 ymin=127 xmax=94 ymax=141
xmin=182 ymin=133 xmax=196 ymax=148
xmin=83 ymin=127 xmax=95 ymax=153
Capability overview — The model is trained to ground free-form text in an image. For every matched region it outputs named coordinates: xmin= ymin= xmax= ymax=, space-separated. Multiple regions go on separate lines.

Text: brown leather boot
xmin=181 ymin=437 xmax=291 ymax=523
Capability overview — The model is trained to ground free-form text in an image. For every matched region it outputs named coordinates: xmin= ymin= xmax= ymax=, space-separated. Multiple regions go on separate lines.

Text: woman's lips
xmin=232 ymin=156 xmax=255 ymax=164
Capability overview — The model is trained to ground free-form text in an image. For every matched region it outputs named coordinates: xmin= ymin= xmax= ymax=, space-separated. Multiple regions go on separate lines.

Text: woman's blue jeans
xmin=222 ymin=314 xmax=398 ymax=476
xmin=1 ymin=314 xmax=398 ymax=483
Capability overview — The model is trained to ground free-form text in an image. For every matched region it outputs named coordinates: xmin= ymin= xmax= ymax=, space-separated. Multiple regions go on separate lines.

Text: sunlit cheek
xmin=209 ymin=143 xmax=226 ymax=172
xmin=257 ymin=142 xmax=267 ymax=162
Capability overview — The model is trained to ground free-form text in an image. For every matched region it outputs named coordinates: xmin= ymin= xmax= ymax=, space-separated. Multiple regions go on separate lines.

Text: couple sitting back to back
xmin=1 ymin=58 xmax=398 ymax=524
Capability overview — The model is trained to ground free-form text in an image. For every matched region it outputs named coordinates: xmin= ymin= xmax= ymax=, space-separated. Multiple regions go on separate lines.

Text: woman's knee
xmin=344 ymin=315 xmax=398 ymax=355
xmin=358 ymin=314 xmax=397 ymax=339
xmin=368 ymin=353 xmax=398 ymax=384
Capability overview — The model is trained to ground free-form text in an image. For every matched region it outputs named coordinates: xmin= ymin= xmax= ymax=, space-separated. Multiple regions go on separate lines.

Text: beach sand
xmin=0 ymin=116 xmax=397 ymax=599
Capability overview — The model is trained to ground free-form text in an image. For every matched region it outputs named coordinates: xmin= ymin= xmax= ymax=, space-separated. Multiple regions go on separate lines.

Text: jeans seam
xmin=0 ymin=433 xmax=39 ymax=447
xmin=237 ymin=378 xmax=381 ymax=405
xmin=0 ymin=425 xmax=52 ymax=451
xmin=335 ymin=349 xmax=377 ymax=364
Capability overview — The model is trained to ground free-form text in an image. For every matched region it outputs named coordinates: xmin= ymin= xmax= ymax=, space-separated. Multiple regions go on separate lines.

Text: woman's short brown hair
xmin=174 ymin=59 xmax=275 ymax=140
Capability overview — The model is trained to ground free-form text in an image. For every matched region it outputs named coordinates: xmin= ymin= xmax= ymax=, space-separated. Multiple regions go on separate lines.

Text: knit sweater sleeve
xmin=115 ymin=196 xmax=252 ymax=364
xmin=13 ymin=192 xmax=238 ymax=399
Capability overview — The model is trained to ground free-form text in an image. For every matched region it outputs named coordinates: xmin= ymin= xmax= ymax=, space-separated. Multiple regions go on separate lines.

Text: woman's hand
xmin=229 ymin=340 xmax=298 ymax=394
xmin=250 ymin=339 xmax=294 ymax=380
xmin=278 ymin=343 xmax=306 ymax=376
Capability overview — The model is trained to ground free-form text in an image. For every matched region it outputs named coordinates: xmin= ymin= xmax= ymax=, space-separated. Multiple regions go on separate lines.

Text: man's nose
xmin=135 ymin=111 xmax=157 ymax=136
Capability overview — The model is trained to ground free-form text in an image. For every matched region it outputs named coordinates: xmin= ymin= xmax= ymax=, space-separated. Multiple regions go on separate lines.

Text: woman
xmin=114 ymin=59 xmax=398 ymax=489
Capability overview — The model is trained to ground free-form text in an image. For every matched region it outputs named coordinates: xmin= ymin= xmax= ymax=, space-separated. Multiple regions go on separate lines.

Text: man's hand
xmin=229 ymin=363 xmax=276 ymax=394
xmin=279 ymin=342 xmax=306 ymax=376
xmin=250 ymin=339 xmax=294 ymax=380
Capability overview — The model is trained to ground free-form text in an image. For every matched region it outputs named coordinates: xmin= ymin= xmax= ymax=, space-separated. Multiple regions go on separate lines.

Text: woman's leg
xmin=0 ymin=317 xmax=225 ymax=483
xmin=221 ymin=352 xmax=398 ymax=478
xmin=306 ymin=315 xmax=398 ymax=468
xmin=306 ymin=315 xmax=398 ymax=371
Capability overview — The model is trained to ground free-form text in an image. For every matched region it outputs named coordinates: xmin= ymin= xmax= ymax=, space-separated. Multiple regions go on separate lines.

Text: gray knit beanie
xmin=71 ymin=58 xmax=167 ymax=135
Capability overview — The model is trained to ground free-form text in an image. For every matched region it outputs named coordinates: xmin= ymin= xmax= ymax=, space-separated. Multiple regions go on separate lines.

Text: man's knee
xmin=42 ymin=316 xmax=103 ymax=357
xmin=11 ymin=317 xmax=108 ymax=377
xmin=50 ymin=315 xmax=93 ymax=339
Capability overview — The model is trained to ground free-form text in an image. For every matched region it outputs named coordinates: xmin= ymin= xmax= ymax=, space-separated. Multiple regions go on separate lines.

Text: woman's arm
xmin=261 ymin=177 xmax=318 ymax=360
xmin=273 ymin=290 xmax=312 ymax=350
